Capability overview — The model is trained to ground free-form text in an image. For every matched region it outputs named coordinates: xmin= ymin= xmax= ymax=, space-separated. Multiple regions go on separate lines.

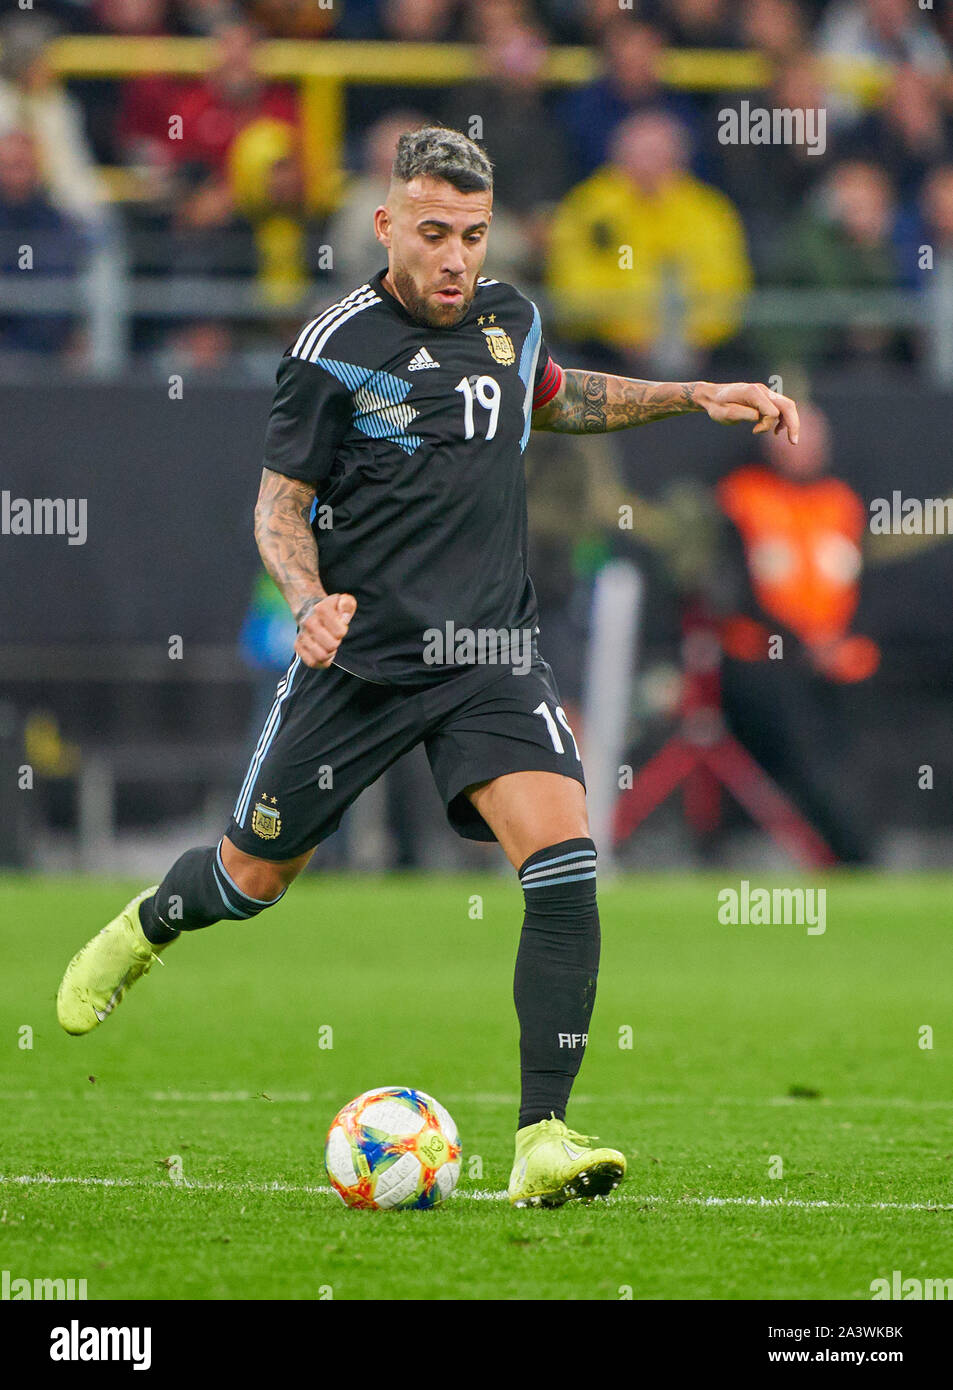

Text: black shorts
xmin=226 ymin=656 xmax=586 ymax=859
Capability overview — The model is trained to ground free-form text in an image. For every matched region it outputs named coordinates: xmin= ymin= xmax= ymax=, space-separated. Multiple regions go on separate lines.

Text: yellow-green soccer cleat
xmin=56 ymin=887 xmax=168 ymax=1035
xmin=507 ymin=1115 xmax=627 ymax=1208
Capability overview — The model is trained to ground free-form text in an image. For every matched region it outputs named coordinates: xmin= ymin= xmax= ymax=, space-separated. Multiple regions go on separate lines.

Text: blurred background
xmin=0 ymin=0 xmax=951 ymax=876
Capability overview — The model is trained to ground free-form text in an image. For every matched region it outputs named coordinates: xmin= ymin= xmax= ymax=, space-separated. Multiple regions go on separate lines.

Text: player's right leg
xmin=56 ymin=841 xmax=310 ymax=1035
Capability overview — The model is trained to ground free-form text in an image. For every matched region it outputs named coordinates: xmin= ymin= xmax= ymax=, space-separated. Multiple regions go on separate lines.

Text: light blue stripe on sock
xmin=519 ymin=847 xmax=596 ymax=879
xmin=522 ymin=870 xmax=597 ymax=889
xmin=212 ymin=861 xmax=253 ymax=919
xmin=215 ymin=843 xmax=285 ymax=908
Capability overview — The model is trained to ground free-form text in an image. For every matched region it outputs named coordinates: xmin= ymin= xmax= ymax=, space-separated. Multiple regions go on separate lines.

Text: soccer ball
xmin=325 ymin=1086 xmax=462 ymax=1210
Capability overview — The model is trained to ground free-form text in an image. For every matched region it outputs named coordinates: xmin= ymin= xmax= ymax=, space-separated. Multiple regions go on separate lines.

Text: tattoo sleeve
xmin=532 ymin=369 xmax=703 ymax=433
xmin=253 ymin=467 xmax=326 ymax=624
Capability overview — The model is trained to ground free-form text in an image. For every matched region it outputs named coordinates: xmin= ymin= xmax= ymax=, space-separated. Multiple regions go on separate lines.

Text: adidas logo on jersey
xmin=408 ymin=347 xmax=440 ymax=371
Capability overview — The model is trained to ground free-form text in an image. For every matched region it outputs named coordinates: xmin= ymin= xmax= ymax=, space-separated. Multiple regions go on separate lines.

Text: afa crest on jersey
xmin=481 ymin=325 xmax=516 ymax=365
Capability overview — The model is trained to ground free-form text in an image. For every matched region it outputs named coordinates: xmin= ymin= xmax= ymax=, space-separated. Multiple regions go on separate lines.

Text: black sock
xmin=514 ymin=837 xmax=600 ymax=1130
xmin=139 ymin=842 xmax=285 ymax=944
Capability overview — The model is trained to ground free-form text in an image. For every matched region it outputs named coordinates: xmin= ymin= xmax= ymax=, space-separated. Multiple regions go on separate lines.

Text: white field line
xmin=1 ymin=1174 xmax=951 ymax=1213
xmin=144 ymin=1093 xmax=953 ymax=1110
xmin=4 ymin=1091 xmax=953 ymax=1110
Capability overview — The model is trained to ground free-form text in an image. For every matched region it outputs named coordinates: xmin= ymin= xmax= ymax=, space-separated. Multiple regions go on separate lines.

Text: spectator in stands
xmin=461 ymin=0 xmax=532 ymax=43
xmin=155 ymin=319 xmax=239 ymax=375
xmin=444 ymin=4 xmax=571 ymax=272
xmin=93 ymin=0 xmax=170 ymax=33
xmin=841 ymin=65 xmax=953 ymax=206
xmin=347 ymin=0 xmax=457 ymax=138
xmin=766 ymin=159 xmax=910 ymax=366
xmin=535 ymin=0 xmax=631 ymax=45
xmin=332 ymin=0 xmax=390 ymax=41
xmin=656 ymin=0 xmax=739 ymax=50
xmin=228 ymin=116 xmax=330 ymax=304
xmin=122 ymin=152 xmax=255 ymax=358
xmin=921 ymin=164 xmax=953 ymax=259
xmin=107 ymin=0 xmax=188 ymax=169
xmin=171 ymin=1 xmax=238 ymax=36
xmin=170 ymin=20 xmax=298 ymax=177
xmin=545 ymin=110 xmax=752 ymax=375
xmin=29 ymin=1 xmax=97 ymax=35
xmin=557 ymin=18 xmax=702 ymax=177
xmin=919 ymin=165 xmax=953 ymax=346
xmin=0 ymin=130 xmax=85 ymax=358
xmin=649 ymin=0 xmax=742 ymax=156
xmin=819 ymin=0 xmax=949 ymax=71
xmin=380 ymin=0 xmax=456 ymax=42
xmin=327 ymin=110 xmax=428 ymax=287
xmin=249 ymin=0 xmax=337 ymax=39
xmin=167 ymin=161 xmax=254 ymax=274
xmin=715 ymin=52 xmax=832 ymax=275
xmin=936 ymin=1 xmax=953 ymax=58
xmin=94 ymin=0 xmax=240 ymax=36
xmin=738 ymin=0 xmax=810 ymax=61
xmin=818 ymin=0 xmax=950 ymax=128
xmin=0 ymin=14 xmax=105 ymax=235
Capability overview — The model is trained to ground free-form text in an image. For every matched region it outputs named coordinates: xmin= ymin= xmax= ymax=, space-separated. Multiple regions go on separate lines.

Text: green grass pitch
xmin=2 ymin=872 xmax=953 ymax=1301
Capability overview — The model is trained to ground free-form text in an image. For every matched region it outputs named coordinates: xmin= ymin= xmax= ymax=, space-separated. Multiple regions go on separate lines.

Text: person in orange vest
xmin=716 ymin=403 xmax=878 ymax=863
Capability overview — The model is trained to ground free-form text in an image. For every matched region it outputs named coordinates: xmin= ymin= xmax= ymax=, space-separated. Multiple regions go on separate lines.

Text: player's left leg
xmin=465 ymin=770 xmax=626 ymax=1207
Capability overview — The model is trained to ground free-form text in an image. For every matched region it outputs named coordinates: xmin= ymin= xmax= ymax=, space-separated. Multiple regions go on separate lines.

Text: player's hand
xmin=697 ymin=382 xmax=799 ymax=443
xmin=294 ymin=593 xmax=357 ymax=669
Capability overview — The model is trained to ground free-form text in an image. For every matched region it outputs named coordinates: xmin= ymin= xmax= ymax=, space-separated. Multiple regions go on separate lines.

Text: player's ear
xmin=374 ymin=205 xmax=391 ymax=247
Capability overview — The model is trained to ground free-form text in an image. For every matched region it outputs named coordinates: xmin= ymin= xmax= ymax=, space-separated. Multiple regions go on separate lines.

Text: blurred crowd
xmin=0 ymin=0 xmax=951 ymax=376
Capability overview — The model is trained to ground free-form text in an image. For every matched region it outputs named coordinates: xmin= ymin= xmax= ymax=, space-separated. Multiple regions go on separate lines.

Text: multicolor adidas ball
xmin=325 ymin=1086 xmax=462 ymax=1210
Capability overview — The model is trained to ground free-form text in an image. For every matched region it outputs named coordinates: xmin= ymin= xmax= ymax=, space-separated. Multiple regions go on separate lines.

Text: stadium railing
xmin=0 ymin=276 xmax=944 ymax=381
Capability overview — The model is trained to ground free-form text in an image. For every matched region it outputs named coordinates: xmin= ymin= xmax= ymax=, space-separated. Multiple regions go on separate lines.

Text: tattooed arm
xmin=254 ymin=467 xmax=324 ymax=622
xmin=253 ymin=467 xmax=355 ymax=669
xmin=532 ymin=369 xmax=800 ymax=442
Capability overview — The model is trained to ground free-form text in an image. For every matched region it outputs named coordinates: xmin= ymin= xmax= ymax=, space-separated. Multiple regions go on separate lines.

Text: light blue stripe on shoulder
xmin=517 ymin=302 xmax=542 ymax=453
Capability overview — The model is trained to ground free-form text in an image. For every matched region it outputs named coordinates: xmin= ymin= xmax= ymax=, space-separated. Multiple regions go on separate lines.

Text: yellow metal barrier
xmin=44 ymin=36 xmax=889 ymax=93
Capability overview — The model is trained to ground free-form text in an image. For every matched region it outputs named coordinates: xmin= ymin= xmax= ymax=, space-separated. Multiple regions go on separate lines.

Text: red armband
xmin=532 ymin=358 xmax=563 ymax=410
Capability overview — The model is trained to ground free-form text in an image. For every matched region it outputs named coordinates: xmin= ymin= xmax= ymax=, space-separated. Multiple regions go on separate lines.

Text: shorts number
xmin=533 ymin=702 xmax=580 ymax=760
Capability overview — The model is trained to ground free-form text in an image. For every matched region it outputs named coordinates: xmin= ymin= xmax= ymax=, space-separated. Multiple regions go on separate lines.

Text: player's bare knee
xmin=220 ymin=838 xmax=309 ymax=901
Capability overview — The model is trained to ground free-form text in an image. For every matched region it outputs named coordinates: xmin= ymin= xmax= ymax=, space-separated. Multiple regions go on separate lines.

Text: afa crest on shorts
xmin=252 ymin=796 xmax=281 ymax=840
xmin=481 ymin=325 xmax=516 ymax=365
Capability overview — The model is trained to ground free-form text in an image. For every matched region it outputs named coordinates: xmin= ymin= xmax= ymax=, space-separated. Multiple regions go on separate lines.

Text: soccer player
xmin=57 ymin=127 xmax=798 ymax=1208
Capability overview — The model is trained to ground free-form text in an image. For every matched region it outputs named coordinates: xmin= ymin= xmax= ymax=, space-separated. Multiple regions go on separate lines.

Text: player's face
xmin=375 ymin=175 xmax=493 ymax=329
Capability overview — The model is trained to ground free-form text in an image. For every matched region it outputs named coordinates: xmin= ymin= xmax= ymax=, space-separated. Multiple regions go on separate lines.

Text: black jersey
xmin=261 ymin=268 xmax=564 ymax=686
